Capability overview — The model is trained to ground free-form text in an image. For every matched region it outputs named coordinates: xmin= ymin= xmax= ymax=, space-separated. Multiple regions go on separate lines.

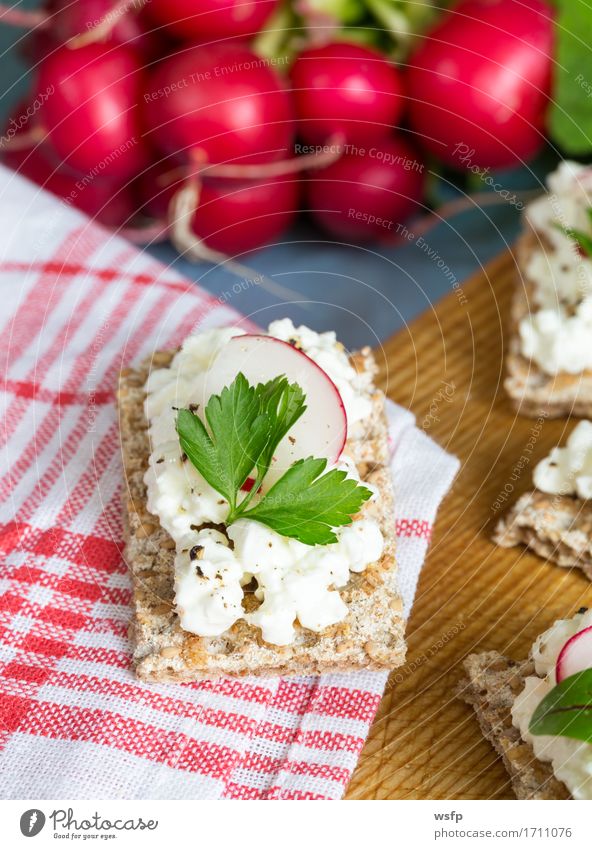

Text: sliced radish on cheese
xmin=201 ymin=333 xmax=347 ymax=486
xmin=555 ymin=625 xmax=592 ymax=683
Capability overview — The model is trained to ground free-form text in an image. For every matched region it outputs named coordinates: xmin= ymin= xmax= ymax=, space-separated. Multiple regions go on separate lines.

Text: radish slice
xmin=555 ymin=625 xmax=592 ymax=683
xmin=199 ymin=334 xmax=347 ymax=487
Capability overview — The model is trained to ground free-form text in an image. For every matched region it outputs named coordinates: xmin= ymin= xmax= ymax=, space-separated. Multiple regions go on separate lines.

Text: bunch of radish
xmin=0 ymin=0 xmax=554 ymax=257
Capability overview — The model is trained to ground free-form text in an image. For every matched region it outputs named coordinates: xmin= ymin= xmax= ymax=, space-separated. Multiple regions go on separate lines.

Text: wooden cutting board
xmin=345 ymin=248 xmax=592 ymax=800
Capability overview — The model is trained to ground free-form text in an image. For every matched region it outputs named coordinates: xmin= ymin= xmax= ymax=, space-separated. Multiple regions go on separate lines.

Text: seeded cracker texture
xmin=493 ymin=490 xmax=592 ymax=581
xmin=504 ymin=229 xmax=592 ymax=419
xmin=117 ymin=346 xmax=406 ymax=681
xmin=459 ymin=652 xmax=570 ymax=800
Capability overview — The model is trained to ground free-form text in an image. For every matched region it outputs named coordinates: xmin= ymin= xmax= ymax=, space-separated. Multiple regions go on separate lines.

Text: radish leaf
xmin=529 ymin=668 xmax=592 ymax=742
xmin=549 ymin=2 xmax=592 ymax=155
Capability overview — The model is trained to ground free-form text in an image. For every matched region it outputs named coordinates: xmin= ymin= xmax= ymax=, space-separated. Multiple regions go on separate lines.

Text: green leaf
xmin=553 ymin=222 xmax=592 ymax=258
xmin=176 ymin=408 xmax=224 ymax=497
xmin=242 ymin=457 xmax=373 ymax=545
xmin=177 ymin=373 xmax=270 ymax=509
xmin=254 ymin=376 xmax=306 ymax=480
xmin=548 ymin=2 xmax=592 ymax=155
xmin=177 ymin=373 xmax=371 ymax=546
xmin=303 ymin=0 xmax=365 ymax=26
xmin=529 ymin=668 xmax=592 ymax=743
xmin=204 ymin=373 xmax=271 ymax=495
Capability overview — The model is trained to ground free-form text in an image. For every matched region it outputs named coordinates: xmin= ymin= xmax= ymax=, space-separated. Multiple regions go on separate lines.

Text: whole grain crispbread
xmin=459 ymin=651 xmax=570 ymax=800
xmin=118 ymin=346 xmax=406 ymax=682
xmin=493 ymin=490 xmax=592 ymax=581
xmin=504 ymin=230 xmax=592 ymax=419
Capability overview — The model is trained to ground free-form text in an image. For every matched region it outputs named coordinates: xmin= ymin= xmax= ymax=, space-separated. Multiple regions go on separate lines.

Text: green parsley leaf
xmin=176 ymin=373 xmax=373 ymax=545
xmin=242 ymin=456 xmax=373 ymax=545
xmin=529 ymin=668 xmax=592 ymax=743
xmin=177 ymin=373 xmax=270 ymax=512
xmin=254 ymin=376 xmax=306 ymax=481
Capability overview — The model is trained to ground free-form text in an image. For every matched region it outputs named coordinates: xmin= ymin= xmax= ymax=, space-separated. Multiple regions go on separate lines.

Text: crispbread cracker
xmin=459 ymin=651 xmax=570 ymax=800
xmin=493 ymin=490 xmax=592 ymax=581
xmin=118 ymin=347 xmax=405 ymax=681
xmin=504 ymin=230 xmax=592 ymax=418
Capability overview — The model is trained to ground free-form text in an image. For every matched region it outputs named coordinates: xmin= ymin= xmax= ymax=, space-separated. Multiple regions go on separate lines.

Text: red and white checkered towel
xmin=0 ymin=167 xmax=459 ymax=800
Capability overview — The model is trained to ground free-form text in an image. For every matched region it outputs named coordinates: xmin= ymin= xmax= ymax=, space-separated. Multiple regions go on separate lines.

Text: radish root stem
xmin=68 ymin=0 xmax=147 ymax=49
xmin=169 ymin=175 xmax=308 ymax=306
xmin=0 ymin=4 xmax=47 ymax=28
xmin=0 ymin=124 xmax=46 ymax=151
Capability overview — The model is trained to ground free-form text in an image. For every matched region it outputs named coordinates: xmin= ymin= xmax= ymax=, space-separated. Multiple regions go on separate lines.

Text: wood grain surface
xmin=345 ymin=248 xmax=592 ymax=800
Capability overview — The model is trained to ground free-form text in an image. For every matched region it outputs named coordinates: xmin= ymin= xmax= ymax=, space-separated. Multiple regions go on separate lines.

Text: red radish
xmin=138 ymin=163 xmax=299 ymax=254
xmin=556 ymin=626 xmax=592 ymax=683
xmin=146 ymin=0 xmax=281 ymax=40
xmin=201 ymin=334 xmax=347 ymax=486
xmin=407 ymin=0 xmax=554 ymax=170
xmin=2 ymin=99 xmax=138 ymax=227
xmin=142 ymin=42 xmax=295 ymax=166
xmin=36 ymin=43 xmax=148 ymax=180
xmin=290 ymin=41 xmax=405 ymax=145
xmin=190 ymin=176 xmax=299 ymax=255
xmin=2 ymin=1 xmax=158 ymax=59
xmin=137 ymin=138 xmax=341 ymax=220
xmin=240 ymin=477 xmax=257 ymax=493
xmin=306 ymin=137 xmax=424 ymax=241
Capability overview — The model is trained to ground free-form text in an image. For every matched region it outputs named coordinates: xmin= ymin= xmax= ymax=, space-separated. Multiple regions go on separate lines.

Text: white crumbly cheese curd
xmin=511 ymin=609 xmax=592 ymax=799
xmin=268 ymin=318 xmax=373 ymax=426
xmin=526 ymin=161 xmax=592 ymax=252
xmin=519 ymin=297 xmax=592 ymax=376
xmin=519 ymin=161 xmax=592 ymax=375
xmin=533 ymin=420 xmax=592 ymax=499
xmin=144 ymin=323 xmax=384 ymax=645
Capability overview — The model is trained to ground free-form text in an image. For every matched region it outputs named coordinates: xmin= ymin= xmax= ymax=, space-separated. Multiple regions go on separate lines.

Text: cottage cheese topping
xmin=519 ymin=161 xmax=592 ymax=375
xmin=523 ymin=249 xmax=592 ymax=312
xmin=145 ymin=326 xmax=241 ymax=445
xmin=533 ymin=420 xmax=592 ymax=499
xmin=175 ymin=517 xmax=383 ymax=645
xmin=511 ymin=609 xmax=592 ymax=799
xmin=144 ymin=323 xmax=384 ymax=645
xmin=519 ymin=298 xmax=592 ymax=376
xmin=526 ymin=161 xmax=592 ymax=252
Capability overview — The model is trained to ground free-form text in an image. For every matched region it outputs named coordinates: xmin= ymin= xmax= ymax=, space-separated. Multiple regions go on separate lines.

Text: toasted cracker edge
xmin=493 ymin=490 xmax=592 ymax=582
xmin=504 ymin=230 xmax=592 ymax=419
xmin=459 ymin=651 xmax=570 ymax=800
xmin=118 ymin=347 xmax=406 ymax=682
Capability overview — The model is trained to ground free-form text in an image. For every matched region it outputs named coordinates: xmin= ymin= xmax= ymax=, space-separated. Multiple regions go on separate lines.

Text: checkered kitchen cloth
xmin=0 ymin=167 xmax=459 ymax=800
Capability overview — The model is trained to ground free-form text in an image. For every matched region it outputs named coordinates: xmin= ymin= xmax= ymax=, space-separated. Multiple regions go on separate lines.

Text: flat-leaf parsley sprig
xmin=176 ymin=372 xmax=372 ymax=545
